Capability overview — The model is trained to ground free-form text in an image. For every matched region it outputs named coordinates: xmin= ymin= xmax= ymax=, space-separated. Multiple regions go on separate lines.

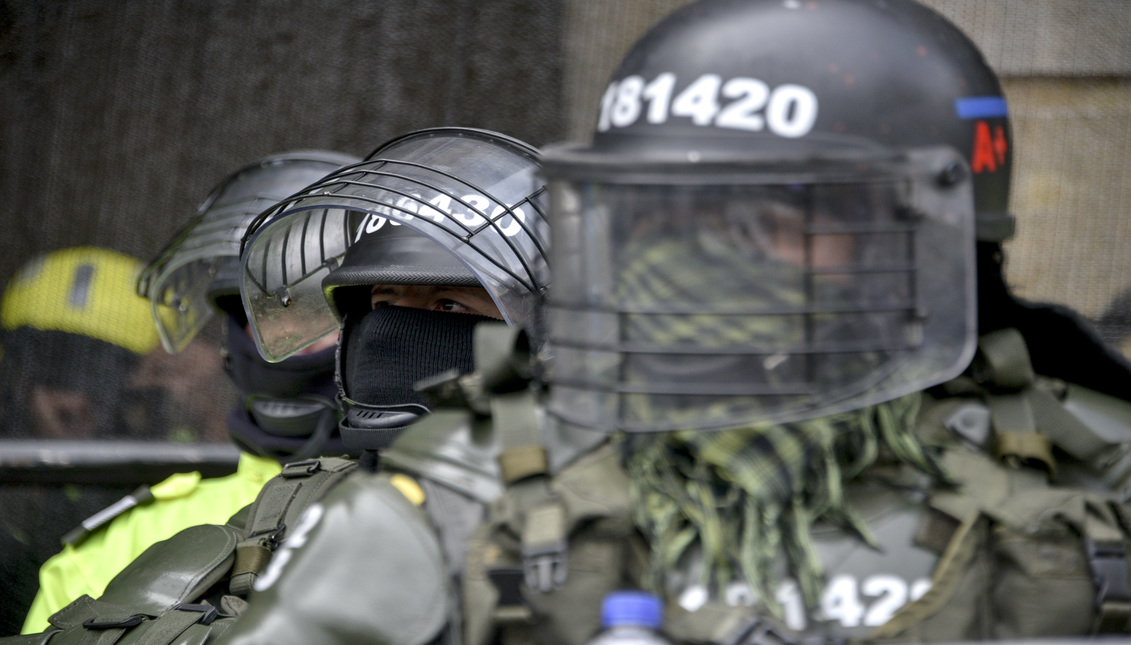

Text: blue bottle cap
xmin=601 ymin=591 xmax=663 ymax=629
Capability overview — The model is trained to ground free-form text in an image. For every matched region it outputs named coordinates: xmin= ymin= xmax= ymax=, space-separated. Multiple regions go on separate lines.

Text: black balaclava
xmin=223 ymin=316 xmax=348 ymax=461
xmin=340 ymin=305 xmax=491 ymax=409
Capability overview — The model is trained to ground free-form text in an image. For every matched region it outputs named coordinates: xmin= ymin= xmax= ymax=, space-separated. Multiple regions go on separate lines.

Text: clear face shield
xmin=240 ymin=129 xmax=550 ymax=363
xmin=542 ymin=145 xmax=976 ymax=432
xmin=239 ymin=206 xmax=354 ymax=362
xmin=137 ymin=196 xmax=269 ymax=353
xmin=138 ymin=153 xmax=359 ymax=354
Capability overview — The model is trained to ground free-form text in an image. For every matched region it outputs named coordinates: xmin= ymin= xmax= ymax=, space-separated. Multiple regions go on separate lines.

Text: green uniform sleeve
xmin=217 ymin=471 xmax=451 ymax=645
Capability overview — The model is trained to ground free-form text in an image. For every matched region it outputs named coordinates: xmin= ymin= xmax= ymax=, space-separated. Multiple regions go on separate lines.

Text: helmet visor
xmin=138 ymin=200 xmax=253 ymax=353
xmin=543 ymin=145 xmax=976 ymax=432
xmin=240 ymin=206 xmax=356 ymax=362
xmin=140 ymin=152 xmax=360 ymax=353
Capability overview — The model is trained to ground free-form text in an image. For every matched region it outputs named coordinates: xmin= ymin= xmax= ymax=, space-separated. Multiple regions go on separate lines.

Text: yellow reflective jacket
xmin=20 ymin=453 xmax=281 ymax=634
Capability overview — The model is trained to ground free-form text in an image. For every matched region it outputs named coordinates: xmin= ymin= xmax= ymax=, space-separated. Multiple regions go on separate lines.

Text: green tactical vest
xmin=462 ymin=329 xmax=1131 ymax=645
xmin=3 ymin=457 xmax=357 ymax=645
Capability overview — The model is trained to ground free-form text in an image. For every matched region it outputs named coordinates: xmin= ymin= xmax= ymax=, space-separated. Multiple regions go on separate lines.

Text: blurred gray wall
xmin=0 ymin=0 xmax=565 ymax=290
xmin=1 ymin=0 xmax=1128 ymax=355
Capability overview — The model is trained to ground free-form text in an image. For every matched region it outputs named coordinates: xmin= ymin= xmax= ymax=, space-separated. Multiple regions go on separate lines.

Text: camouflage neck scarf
xmin=622 ymin=391 xmax=943 ymax=614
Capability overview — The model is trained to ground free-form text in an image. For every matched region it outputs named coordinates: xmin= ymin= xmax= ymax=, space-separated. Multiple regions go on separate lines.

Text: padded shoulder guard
xmin=42 ymin=524 xmax=244 ymax=645
xmin=217 ymin=470 xmax=451 ymax=645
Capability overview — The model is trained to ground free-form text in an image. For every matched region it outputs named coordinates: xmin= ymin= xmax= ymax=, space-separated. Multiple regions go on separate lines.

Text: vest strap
xmin=498 ymin=445 xmax=548 ymax=485
xmin=131 ymin=604 xmax=215 ymax=645
xmin=493 ymin=390 xmax=547 ymax=484
xmin=486 ymin=566 xmax=535 ymax=625
xmin=48 ymin=595 xmax=147 ymax=645
xmin=229 ymin=456 xmax=357 ymax=595
xmin=956 ymin=329 xmax=1131 ymax=483
xmin=971 ymin=329 xmax=1035 ymax=391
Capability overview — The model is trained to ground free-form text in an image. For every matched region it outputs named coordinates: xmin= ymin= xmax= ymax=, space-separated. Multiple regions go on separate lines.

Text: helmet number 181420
xmin=598 ymin=73 xmax=818 ymax=138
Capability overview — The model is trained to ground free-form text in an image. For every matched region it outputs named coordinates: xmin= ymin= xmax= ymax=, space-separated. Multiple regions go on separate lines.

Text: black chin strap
xmin=338 ymin=400 xmax=429 ymax=452
xmin=286 ymin=406 xmax=339 ymax=461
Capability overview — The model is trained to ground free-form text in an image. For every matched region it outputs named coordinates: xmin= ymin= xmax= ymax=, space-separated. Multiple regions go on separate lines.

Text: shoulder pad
xmin=220 ymin=471 xmax=450 ymax=645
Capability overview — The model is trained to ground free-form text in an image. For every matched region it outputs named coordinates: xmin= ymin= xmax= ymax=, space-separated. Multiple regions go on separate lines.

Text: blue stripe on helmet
xmin=955 ymin=96 xmax=1009 ymax=120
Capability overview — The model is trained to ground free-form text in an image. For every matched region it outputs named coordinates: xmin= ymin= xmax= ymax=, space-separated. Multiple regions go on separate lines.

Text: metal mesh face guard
xmin=240 ymin=128 xmax=549 ymax=363
xmin=541 ymin=144 xmax=976 ymax=432
xmin=137 ymin=151 xmax=360 ymax=353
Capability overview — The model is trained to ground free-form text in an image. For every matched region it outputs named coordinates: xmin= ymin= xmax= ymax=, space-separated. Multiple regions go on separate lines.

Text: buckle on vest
xmin=281 ymin=458 xmax=322 ymax=477
xmin=1086 ymin=537 xmax=1131 ymax=610
xmin=172 ymin=603 xmax=220 ymax=626
xmin=488 ymin=566 xmax=535 ymax=623
xmin=82 ymin=614 xmax=145 ymax=630
xmin=251 ymin=522 xmax=287 ymax=550
xmin=522 ymin=540 xmax=568 ymax=593
xmin=521 ymin=501 xmax=568 ymax=592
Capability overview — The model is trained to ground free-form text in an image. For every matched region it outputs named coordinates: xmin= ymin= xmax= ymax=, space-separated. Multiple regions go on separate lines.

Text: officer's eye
xmin=435 ymin=299 xmax=472 ymax=314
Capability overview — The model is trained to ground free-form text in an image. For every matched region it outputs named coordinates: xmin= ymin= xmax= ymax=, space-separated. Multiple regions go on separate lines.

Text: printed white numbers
xmin=715 ymin=78 xmax=770 ymax=131
xmin=601 ymin=73 xmax=679 ymax=129
xmin=671 ymin=74 xmax=723 ymax=126
xmin=861 ymin=575 xmax=908 ymax=627
xmin=642 ymin=73 xmax=677 ymax=123
xmin=435 ymin=194 xmax=485 ymax=228
xmin=910 ymin=578 xmax=931 ymax=603
xmin=819 ymin=574 xmax=932 ymax=629
xmin=821 ymin=575 xmax=867 ymax=628
xmin=492 ymin=204 xmax=527 ymax=236
xmin=735 ymin=574 xmax=933 ymax=631
xmin=768 ymin=85 xmax=819 ymax=137
xmin=597 ymin=73 xmax=818 ymax=138
xmin=354 ymin=193 xmax=526 ymax=242
xmin=608 ymin=76 xmax=643 ymax=128
xmin=360 ymin=212 xmax=391 ymax=237
xmin=777 ymin=580 xmax=808 ymax=632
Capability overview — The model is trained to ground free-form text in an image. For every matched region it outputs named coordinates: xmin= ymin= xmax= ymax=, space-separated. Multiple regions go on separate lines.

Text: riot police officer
xmin=211 ymin=126 xmax=550 ymax=644
xmin=461 ymin=0 xmax=1131 ymax=643
xmin=20 ymin=150 xmax=360 ymax=634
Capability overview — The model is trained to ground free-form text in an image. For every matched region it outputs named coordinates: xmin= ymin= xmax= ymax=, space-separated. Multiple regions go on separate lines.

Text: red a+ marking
xmin=971 ymin=121 xmax=1008 ymax=173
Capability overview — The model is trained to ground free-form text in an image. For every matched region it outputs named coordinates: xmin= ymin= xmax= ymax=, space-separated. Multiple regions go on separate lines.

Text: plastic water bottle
xmin=586 ymin=590 xmax=674 ymax=645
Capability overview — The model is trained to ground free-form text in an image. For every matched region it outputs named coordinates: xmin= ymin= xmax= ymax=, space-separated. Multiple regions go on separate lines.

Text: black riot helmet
xmin=240 ymin=128 xmax=549 ymax=450
xmin=541 ymin=0 xmax=995 ymax=433
xmin=583 ymin=0 xmax=1012 ymax=242
xmin=138 ymin=150 xmax=362 ymax=461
